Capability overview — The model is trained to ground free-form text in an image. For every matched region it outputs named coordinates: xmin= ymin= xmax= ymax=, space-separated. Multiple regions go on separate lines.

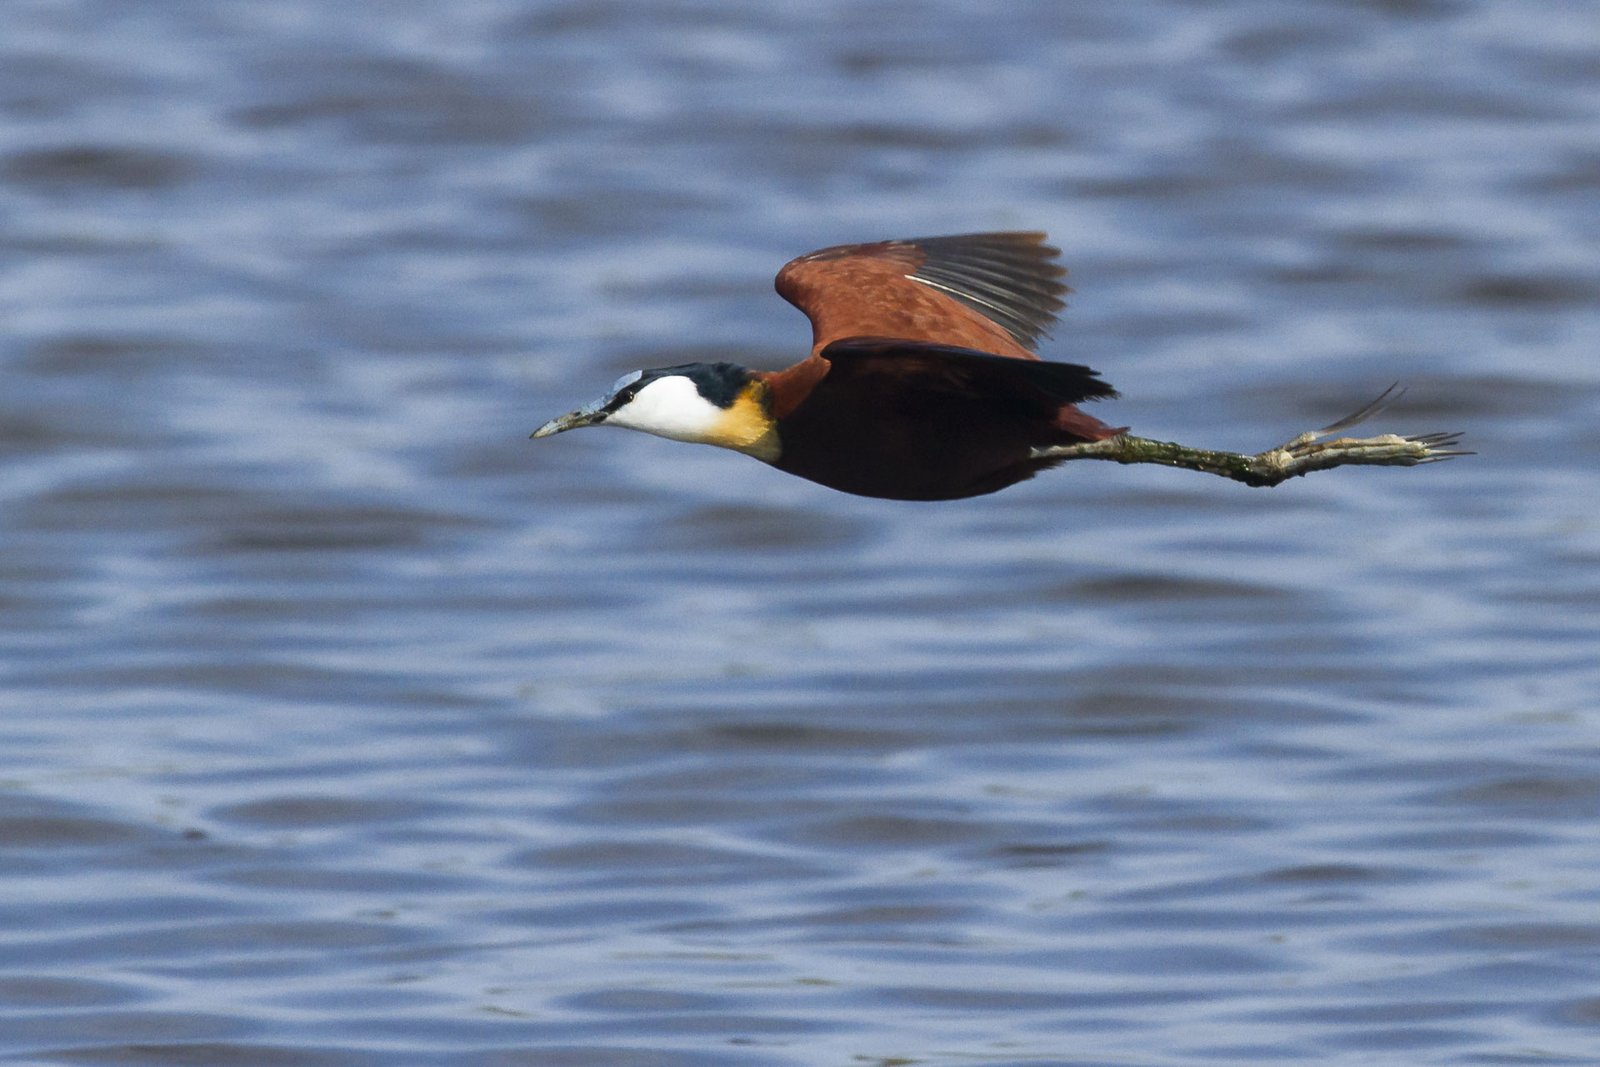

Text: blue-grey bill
xmin=530 ymin=405 xmax=604 ymax=438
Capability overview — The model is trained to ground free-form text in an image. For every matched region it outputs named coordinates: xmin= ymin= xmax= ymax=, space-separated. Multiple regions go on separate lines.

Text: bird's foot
xmin=1247 ymin=385 xmax=1470 ymax=485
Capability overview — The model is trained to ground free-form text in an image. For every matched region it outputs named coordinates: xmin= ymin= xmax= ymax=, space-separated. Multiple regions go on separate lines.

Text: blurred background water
xmin=1 ymin=1 xmax=1598 ymax=1064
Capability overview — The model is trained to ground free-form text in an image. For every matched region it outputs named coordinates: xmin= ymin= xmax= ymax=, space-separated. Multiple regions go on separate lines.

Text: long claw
xmin=1405 ymin=431 xmax=1473 ymax=461
xmin=1317 ymin=382 xmax=1405 ymax=435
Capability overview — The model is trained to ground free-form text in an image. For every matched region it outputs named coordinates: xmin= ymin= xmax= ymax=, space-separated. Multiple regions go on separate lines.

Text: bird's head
xmin=531 ymin=362 xmax=780 ymax=461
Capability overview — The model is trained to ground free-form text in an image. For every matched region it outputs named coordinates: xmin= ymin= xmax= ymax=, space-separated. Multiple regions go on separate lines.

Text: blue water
xmin=2 ymin=2 xmax=1598 ymax=1064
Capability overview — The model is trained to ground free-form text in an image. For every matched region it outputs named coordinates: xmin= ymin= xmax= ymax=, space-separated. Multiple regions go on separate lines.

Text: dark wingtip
xmin=905 ymin=232 xmax=1070 ymax=349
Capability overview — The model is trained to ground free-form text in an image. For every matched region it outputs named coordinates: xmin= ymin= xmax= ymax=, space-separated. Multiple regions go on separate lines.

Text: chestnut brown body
xmin=760 ymin=232 xmax=1122 ymax=499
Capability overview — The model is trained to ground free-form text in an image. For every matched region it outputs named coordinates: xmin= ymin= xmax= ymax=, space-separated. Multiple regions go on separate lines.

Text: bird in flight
xmin=533 ymin=232 xmax=1462 ymax=500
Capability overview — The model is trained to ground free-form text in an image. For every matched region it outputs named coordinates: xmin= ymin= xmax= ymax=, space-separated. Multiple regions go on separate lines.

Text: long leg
xmin=1031 ymin=385 xmax=1468 ymax=488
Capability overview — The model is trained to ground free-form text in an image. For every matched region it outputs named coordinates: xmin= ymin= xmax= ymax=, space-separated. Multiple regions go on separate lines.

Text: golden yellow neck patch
xmin=711 ymin=380 xmax=781 ymax=463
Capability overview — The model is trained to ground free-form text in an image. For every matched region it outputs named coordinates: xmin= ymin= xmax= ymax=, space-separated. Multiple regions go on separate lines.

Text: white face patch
xmin=604 ymin=375 xmax=725 ymax=443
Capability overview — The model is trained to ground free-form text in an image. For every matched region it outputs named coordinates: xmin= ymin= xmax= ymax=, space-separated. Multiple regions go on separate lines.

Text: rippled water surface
xmin=3 ymin=2 xmax=1599 ymax=1064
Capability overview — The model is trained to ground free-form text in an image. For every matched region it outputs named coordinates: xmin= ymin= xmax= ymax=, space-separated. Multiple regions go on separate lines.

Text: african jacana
xmin=533 ymin=232 xmax=1463 ymax=498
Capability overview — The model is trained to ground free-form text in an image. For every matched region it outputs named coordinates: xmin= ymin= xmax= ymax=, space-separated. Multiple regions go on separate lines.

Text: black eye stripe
xmin=607 ymin=362 xmax=751 ymax=410
xmin=601 ymin=380 xmax=646 ymax=411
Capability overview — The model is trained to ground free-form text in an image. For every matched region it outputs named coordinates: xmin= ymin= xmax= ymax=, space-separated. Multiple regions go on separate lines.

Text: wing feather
xmin=774 ymin=232 xmax=1069 ymax=359
xmin=818 ymin=337 xmax=1117 ymax=412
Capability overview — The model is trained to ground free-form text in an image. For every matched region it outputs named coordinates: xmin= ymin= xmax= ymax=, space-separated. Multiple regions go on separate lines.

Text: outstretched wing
xmin=774 ymin=232 xmax=1068 ymax=360
xmin=817 ymin=337 xmax=1117 ymax=416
